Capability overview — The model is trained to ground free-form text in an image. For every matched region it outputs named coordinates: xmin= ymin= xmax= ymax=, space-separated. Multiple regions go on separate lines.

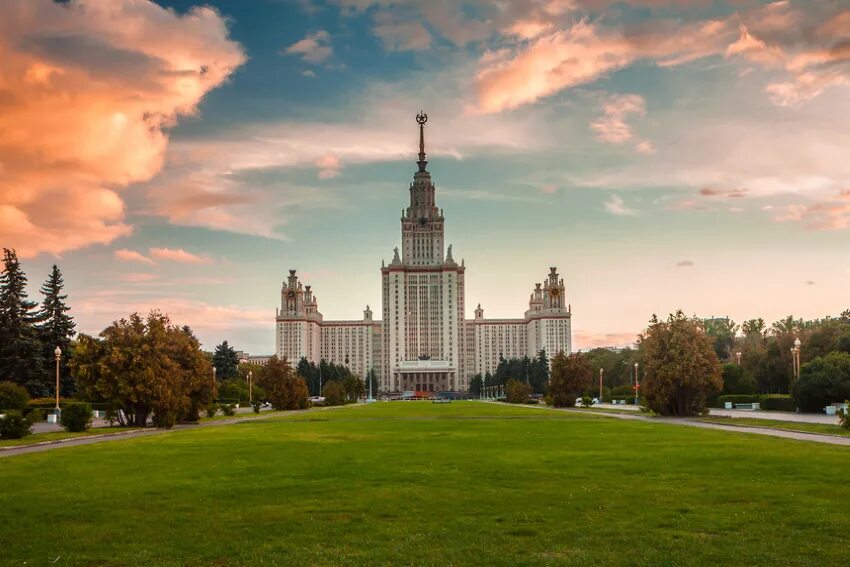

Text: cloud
xmin=115 ymin=249 xmax=155 ymax=265
xmin=573 ymin=330 xmax=637 ymax=349
xmin=540 ymin=183 xmax=559 ymax=194
xmin=283 ymin=30 xmax=333 ymax=64
xmin=676 ymin=260 xmax=694 ymax=267
xmin=302 ymin=69 xmax=317 ymax=78
xmin=0 ymin=0 xmax=245 ymax=258
xmin=120 ymin=273 xmax=158 ymax=283
xmin=590 ymin=94 xmax=654 ymax=154
xmin=315 ymin=154 xmax=343 ymax=179
xmin=373 ymin=11 xmax=432 ymax=51
xmin=473 ymin=1 xmax=850 ymax=113
xmin=699 ymin=187 xmax=748 ymax=198
xmin=806 ymin=280 xmax=816 ymax=285
xmin=149 ymin=247 xmax=212 ymax=264
xmin=604 ymin=195 xmax=637 ymax=216
xmin=771 ymin=193 xmax=850 ymax=230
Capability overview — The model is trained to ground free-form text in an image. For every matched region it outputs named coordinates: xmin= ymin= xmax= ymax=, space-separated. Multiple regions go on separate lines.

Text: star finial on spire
xmin=416 ymin=111 xmax=428 ymax=172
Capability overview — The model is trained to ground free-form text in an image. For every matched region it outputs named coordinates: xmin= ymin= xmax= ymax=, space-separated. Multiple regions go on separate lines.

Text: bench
xmin=432 ymin=399 xmax=451 ymax=404
xmin=734 ymin=403 xmax=760 ymax=410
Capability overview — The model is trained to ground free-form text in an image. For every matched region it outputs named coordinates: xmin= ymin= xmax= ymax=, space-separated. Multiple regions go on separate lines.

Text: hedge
xmin=716 ymin=394 xmax=762 ymax=407
xmin=761 ymin=395 xmax=796 ymax=412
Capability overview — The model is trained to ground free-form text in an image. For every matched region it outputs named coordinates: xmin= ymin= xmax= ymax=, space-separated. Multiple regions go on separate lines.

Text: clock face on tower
xmin=287 ymin=290 xmax=295 ymax=299
xmin=551 ymin=288 xmax=560 ymax=297
xmin=418 ymin=216 xmax=428 ymax=226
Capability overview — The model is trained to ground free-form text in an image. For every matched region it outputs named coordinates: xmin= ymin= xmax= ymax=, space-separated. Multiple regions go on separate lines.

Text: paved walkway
xmin=595 ymin=403 xmax=840 ymax=425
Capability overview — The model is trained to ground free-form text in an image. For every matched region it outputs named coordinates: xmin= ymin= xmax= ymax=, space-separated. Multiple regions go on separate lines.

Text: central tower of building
xmin=381 ymin=113 xmax=466 ymax=392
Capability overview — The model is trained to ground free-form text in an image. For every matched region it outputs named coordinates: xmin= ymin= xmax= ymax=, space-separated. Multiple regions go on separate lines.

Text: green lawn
xmin=695 ymin=416 xmax=850 ymax=437
xmin=1 ymin=401 xmax=848 ymax=566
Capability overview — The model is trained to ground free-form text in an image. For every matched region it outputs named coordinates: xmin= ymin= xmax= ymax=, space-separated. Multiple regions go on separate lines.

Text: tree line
xmin=0 ymin=249 xmax=76 ymax=397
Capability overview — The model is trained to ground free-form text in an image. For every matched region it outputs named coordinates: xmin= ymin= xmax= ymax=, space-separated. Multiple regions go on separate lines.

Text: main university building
xmin=275 ymin=114 xmax=571 ymax=393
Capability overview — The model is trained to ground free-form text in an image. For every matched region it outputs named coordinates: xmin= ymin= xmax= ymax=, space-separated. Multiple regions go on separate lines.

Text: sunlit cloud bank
xmin=0 ymin=0 xmax=245 ymax=257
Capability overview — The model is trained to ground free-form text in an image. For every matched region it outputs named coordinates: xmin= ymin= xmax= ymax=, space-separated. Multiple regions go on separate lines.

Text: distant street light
xmin=247 ymin=370 xmax=253 ymax=403
xmin=735 ymin=351 xmax=742 ymax=366
xmin=212 ymin=366 xmax=217 ymax=401
xmin=634 ymin=362 xmax=640 ymax=405
xmin=599 ymin=368 xmax=604 ymax=401
xmin=54 ymin=346 xmax=62 ymax=411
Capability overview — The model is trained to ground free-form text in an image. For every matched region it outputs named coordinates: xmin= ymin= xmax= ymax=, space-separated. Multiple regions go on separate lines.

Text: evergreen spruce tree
xmin=0 ymin=249 xmax=44 ymax=394
xmin=212 ymin=340 xmax=239 ymax=379
xmin=35 ymin=265 xmax=76 ymax=396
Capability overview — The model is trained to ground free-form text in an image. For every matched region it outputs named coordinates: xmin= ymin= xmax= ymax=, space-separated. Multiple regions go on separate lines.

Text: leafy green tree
xmin=322 ymin=380 xmax=346 ymax=406
xmin=71 ymin=312 xmax=215 ymax=427
xmin=721 ymin=363 xmax=757 ymax=395
xmin=505 ymin=379 xmax=532 ymax=403
xmin=640 ymin=311 xmax=722 ymax=416
xmin=0 ymin=249 xmax=44 ymax=395
xmin=792 ymin=352 xmax=850 ymax=412
xmin=549 ymin=351 xmax=593 ymax=407
xmin=35 ymin=265 xmax=76 ymax=396
xmin=259 ymin=356 xmax=309 ymax=410
xmin=703 ymin=317 xmax=738 ymax=361
xmin=60 ymin=401 xmax=92 ymax=432
xmin=342 ymin=374 xmax=365 ymax=401
xmin=213 ymin=340 xmax=239 ymax=380
xmin=0 ymin=381 xmax=30 ymax=411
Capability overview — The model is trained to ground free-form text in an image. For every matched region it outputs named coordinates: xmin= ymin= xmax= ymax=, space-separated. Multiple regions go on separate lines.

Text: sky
xmin=1 ymin=0 xmax=850 ymax=355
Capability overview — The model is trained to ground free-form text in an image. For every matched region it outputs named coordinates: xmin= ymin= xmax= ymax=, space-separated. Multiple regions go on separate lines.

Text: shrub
xmin=761 ymin=394 xmax=796 ymax=412
xmin=152 ymin=408 xmax=178 ymax=429
xmin=581 ymin=395 xmax=593 ymax=408
xmin=0 ymin=411 xmax=33 ymax=439
xmin=505 ymin=379 xmax=532 ymax=403
xmin=60 ymin=401 xmax=93 ymax=433
xmin=105 ymin=405 xmax=119 ymax=426
xmin=0 ymin=381 xmax=30 ymax=412
xmin=251 ymin=400 xmax=262 ymax=414
xmin=323 ymin=381 xmax=347 ymax=407
xmin=219 ymin=403 xmax=236 ymax=416
xmin=716 ymin=394 xmax=762 ymax=407
xmin=206 ymin=404 xmax=218 ymax=418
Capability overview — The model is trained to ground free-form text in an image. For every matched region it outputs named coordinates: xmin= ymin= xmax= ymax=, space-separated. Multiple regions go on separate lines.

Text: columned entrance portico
xmin=394 ymin=360 xmax=456 ymax=392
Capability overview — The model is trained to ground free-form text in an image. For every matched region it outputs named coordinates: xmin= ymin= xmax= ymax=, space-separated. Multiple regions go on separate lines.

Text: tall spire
xmin=416 ymin=110 xmax=428 ymax=172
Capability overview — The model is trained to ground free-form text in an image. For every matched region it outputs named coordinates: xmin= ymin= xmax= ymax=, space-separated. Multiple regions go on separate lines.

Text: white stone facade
xmin=274 ymin=115 xmax=571 ymax=392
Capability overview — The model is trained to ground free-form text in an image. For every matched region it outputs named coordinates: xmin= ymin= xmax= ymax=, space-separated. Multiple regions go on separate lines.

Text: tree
xmin=259 ymin=356 xmax=309 ymax=410
xmin=0 ymin=249 xmax=44 ymax=395
xmin=703 ymin=317 xmax=738 ymax=361
xmin=213 ymin=340 xmax=239 ymax=380
xmin=721 ymin=363 xmax=757 ymax=395
xmin=640 ymin=311 xmax=722 ymax=416
xmin=0 ymin=381 xmax=30 ymax=411
xmin=342 ymin=374 xmax=365 ymax=401
xmin=322 ymin=380 xmax=346 ymax=406
xmin=792 ymin=352 xmax=850 ymax=413
xmin=71 ymin=312 xmax=215 ymax=427
xmin=505 ymin=379 xmax=532 ymax=403
xmin=469 ymin=374 xmax=483 ymax=396
xmin=548 ymin=351 xmax=593 ymax=407
xmin=35 ymin=265 xmax=76 ymax=396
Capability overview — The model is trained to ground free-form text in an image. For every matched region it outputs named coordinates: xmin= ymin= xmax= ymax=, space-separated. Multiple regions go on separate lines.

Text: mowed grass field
xmin=1 ymin=402 xmax=848 ymax=566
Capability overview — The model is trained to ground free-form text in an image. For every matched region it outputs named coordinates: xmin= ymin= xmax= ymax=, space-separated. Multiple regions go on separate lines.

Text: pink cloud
xmin=590 ymin=94 xmax=654 ymax=154
xmin=283 ymin=30 xmax=333 ymax=63
xmin=315 ymin=154 xmax=343 ymax=179
xmin=115 ymin=249 xmax=155 ymax=265
xmin=149 ymin=247 xmax=212 ymax=264
xmin=573 ymin=330 xmax=637 ymax=350
xmin=771 ymin=192 xmax=850 ymax=230
xmin=0 ymin=0 xmax=245 ymax=258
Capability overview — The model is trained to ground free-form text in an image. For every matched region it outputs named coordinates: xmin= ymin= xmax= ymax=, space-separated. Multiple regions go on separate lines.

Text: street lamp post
xmin=792 ymin=337 xmax=802 ymax=381
xmin=247 ymin=370 xmax=253 ymax=404
xmin=599 ymin=368 xmax=604 ymax=402
xmin=634 ymin=362 xmax=640 ymax=405
xmin=54 ymin=346 xmax=62 ymax=412
xmin=735 ymin=351 xmax=742 ymax=366
xmin=212 ymin=366 xmax=217 ymax=402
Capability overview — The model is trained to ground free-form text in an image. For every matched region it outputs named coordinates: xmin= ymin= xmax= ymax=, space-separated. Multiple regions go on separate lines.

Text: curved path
xmin=543 ymin=405 xmax=850 ymax=446
xmin=0 ymin=406 xmax=349 ymax=459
